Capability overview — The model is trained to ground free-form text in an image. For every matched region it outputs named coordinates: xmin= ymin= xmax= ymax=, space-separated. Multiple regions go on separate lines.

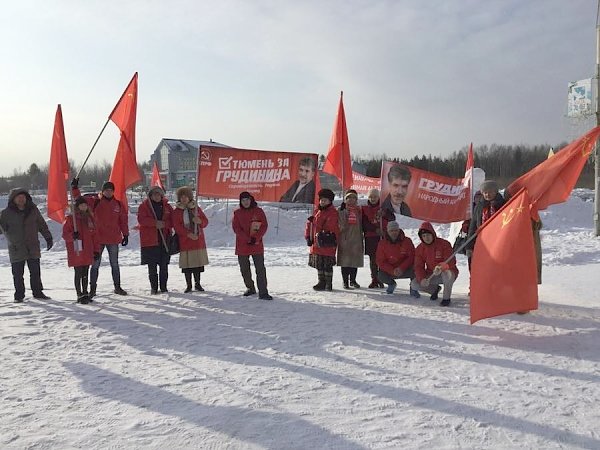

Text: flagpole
xmin=595 ymin=1 xmax=600 ymax=236
xmin=340 ymin=91 xmax=345 ymax=195
xmin=76 ymin=117 xmax=111 ymax=178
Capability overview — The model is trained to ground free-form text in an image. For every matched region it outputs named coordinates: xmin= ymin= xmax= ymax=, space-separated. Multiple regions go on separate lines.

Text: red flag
xmin=322 ymin=91 xmax=353 ymax=190
xmin=109 ymin=73 xmax=142 ymax=212
xmin=506 ymin=126 xmax=600 ymax=218
xmin=150 ymin=161 xmax=164 ymax=190
xmin=470 ymin=188 xmax=538 ymax=324
xmin=47 ymin=105 xmax=70 ymax=223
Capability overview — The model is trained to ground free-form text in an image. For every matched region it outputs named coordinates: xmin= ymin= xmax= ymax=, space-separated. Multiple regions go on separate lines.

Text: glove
xmin=248 ymin=237 xmax=257 ymax=245
xmin=93 ymin=252 xmax=100 ymax=261
xmin=307 ymin=216 xmax=315 ymax=222
xmin=339 ymin=202 xmax=346 ymax=211
xmin=71 ymin=177 xmax=79 ymax=189
xmin=306 ymin=237 xmax=313 ymax=247
xmin=466 ymin=249 xmax=473 ymax=258
xmin=121 ymin=235 xmax=129 ymax=246
xmin=73 ymin=231 xmax=80 ymax=240
xmin=46 ymin=237 xmax=53 ymax=251
xmin=432 ymin=266 xmax=442 ymax=276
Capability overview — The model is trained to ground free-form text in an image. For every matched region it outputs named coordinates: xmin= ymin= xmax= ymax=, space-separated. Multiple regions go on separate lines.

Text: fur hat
xmin=480 ymin=180 xmax=499 ymax=193
xmin=239 ymin=191 xmax=253 ymax=200
xmin=387 ymin=220 xmax=400 ymax=232
xmin=367 ymin=188 xmax=380 ymax=197
xmin=318 ymin=188 xmax=335 ymax=202
xmin=101 ymin=181 xmax=115 ymax=191
xmin=176 ymin=186 xmax=194 ymax=201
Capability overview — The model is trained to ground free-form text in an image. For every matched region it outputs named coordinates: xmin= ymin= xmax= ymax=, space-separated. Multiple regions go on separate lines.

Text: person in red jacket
xmin=137 ymin=186 xmax=174 ymax=294
xmin=172 ymin=186 xmax=209 ymax=293
xmin=307 ymin=188 xmax=339 ymax=291
xmin=410 ymin=221 xmax=458 ymax=307
xmin=376 ymin=220 xmax=415 ymax=295
xmin=232 ymin=191 xmax=272 ymax=300
xmin=62 ymin=197 xmax=100 ymax=304
xmin=361 ymin=188 xmax=385 ymax=288
xmin=71 ymin=178 xmax=129 ymax=297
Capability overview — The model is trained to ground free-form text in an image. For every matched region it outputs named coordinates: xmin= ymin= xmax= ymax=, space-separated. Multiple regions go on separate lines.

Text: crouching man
xmin=376 ymin=220 xmax=415 ymax=295
xmin=410 ymin=222 xmax=458 ymax=306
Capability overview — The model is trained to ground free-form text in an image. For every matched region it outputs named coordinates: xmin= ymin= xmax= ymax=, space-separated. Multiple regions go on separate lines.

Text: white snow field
xmin=1 ymin=191 xmax=600 ymax=449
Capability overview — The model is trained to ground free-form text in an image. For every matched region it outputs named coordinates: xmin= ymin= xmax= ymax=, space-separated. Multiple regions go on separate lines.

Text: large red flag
xmin=322 ymin=92 xmax=353 ymax=190
xmin=109 ymin=73 xmax=142 ymax=212
xmin=47 ymin=105 xmax=70 ymax=223
xmin=506 ymin=126 xmax=600 ymax=218
xmin=470 ymin=188 xmax=538 ymax=324
xmin=150 ymin=161 xmax=164 ymax=190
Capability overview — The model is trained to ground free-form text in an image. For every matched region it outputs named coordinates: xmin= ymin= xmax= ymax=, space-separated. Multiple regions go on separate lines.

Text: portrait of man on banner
xmin=279 ymin=156 xmax=316 ymax=204
xmin=381 ymin=163 xmax=413 ymax=217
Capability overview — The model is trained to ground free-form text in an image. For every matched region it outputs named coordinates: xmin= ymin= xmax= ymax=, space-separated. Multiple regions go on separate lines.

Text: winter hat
xmin=74 ymin=197 xmax=88 ymax=208
xmin=344 ymin=189 xmax=358 ymax=200
xmin=102 ymin=181 xmax=115 ymax=191
xmin=148 ymin=186 xmax=164 ymax=197
xmin=480 ymin=180 xmax=499 ymax=193
xmin=239 ymin=191 xmax=253 ymax=200
xmin=176 ymin=186 xmax=193 ymax=201
xmin=367 ymin=188 xmax=380 ymax=197
xmin=318 ymin=188 xmax=335 ymax=202
xmin=387 ymin=220 xmax=400 ymax=232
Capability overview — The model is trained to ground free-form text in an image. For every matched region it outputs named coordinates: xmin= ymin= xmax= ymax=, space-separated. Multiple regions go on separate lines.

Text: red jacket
xmin=414 ymin=222 xmax=458 ymax=282
xmin=62 ymin=211 xmax=100 ymax=267
xmin=73 ymin=188 xmax=128 ymax=245
xmin=137 ymin=197 xmax=174 ymax=249
xmin=172 ymin=202 xmax=208 ymax=251
xmin=361 ymin=201 xmax=382 ymax=238
xmin=309 ymin=204 xmax=339 ymax=257
xmin=232 ymin=205 xmax=268 ymax=256
xmin=376 ymin=230 xmax=415 ymax=275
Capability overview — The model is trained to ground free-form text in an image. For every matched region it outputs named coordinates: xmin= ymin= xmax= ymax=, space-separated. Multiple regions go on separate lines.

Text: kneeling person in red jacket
xmin=410 ymin=222 xmax=458 ymax=307
xmin=376 ymin=220 xmax=415 ymax=295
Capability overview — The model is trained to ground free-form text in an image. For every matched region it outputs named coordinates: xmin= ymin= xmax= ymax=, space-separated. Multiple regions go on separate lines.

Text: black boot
xmin=114 ymin=286 xmax=128 ymax=295
xmin=313 ymin=272 xmax=326 ymax=291
xmin=325 ymin=272 xmax=333 ymax=291
xmin=89 ymin=284 xmax=96 ymax=299
xmin=184 ymin=272 xmax=193 ymax=293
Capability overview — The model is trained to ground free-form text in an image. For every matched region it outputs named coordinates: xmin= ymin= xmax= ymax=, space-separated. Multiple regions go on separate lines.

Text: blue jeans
xmin=91 ymin=244 xmax=121 ymax=288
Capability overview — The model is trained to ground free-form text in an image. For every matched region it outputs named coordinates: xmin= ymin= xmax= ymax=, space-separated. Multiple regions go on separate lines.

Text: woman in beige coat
xmin=337 ymin=190 xmax=364 ymax=289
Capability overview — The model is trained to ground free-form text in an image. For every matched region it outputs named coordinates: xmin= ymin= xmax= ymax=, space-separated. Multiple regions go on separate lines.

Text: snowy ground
xmin=1 ymin=192 xmax=600 ymax=449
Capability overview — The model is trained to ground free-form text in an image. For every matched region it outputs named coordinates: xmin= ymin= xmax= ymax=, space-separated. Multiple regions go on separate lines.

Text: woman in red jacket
xmin=62 ymin=197 xmax=100 ymax=304
xmin=307 ymin=189 xmax=339 ymax=291
xmin=137 ymin=186 xmax=174 ymax=294
xmin=410 ymin=221 xmax=458 ymax=306
xmin=172 ymin=187 xmax=209 ymax=293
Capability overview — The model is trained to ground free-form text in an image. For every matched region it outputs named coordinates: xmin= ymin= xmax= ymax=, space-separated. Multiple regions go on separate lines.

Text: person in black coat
xmin=465 ymin=180 xmax=506 ymax=257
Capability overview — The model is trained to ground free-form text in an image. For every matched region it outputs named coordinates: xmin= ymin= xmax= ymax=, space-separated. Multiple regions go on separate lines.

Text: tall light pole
xmin=595 ymin=0 xmax=600 ymax=236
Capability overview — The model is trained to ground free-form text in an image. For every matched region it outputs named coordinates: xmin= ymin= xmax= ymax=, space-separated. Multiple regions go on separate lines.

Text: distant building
xmin=147 ymin=138 xmax=229 ymax=189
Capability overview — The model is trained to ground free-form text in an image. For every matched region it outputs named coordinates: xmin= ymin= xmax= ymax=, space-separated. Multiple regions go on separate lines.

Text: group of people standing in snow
xmin=0 ymin=177 xmax=515 ymax=306
xmin=306 ymin=187 xmax=458 ymax=306
xmin=0 ymin=181 xmax=272 ymax=303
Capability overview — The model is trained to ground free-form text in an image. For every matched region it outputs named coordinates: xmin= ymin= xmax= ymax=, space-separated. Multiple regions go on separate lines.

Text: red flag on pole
xmin=47 ymin=105 xmax=70 ymax=223
xmin=470 ymin=188 xmax=538 ymax=324
xmin=322 ymin=91 xmax=353 ymax=191
xmin=109 ymin=72 xmax=142 ymax=212
xmin=506 ymin=126 xmax=600 ymax=218
xmin=150 ymin=161 xmax=164 ymax=190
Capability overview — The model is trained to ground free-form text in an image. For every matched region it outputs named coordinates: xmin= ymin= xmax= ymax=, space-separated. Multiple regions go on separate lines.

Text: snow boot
xmin=368 ymin=279 xmax=379 ymax=289
xmin=430 ymin=285 xmax=441 ymax=301
xmin=325 ymin=273 xmax=333 ymax=291
xmin=409 ymin=288 xmax=421 ymax=298
xmin=114 ymin=286 xmax=128 ymax=296
xmin=89 ymin=284 xmax=96 ymax=299
xmin=313 ymin=272 xmax=326 ymax=291
xmin=350 ymin=280 xmax=360 ymax=289
xmin=195 ymin=282 xmax=205 ymax=292
xmin=243 ymin=288 xmax=257 ymax=296
xmin=440 ymin=298 xmax=451 ymax=307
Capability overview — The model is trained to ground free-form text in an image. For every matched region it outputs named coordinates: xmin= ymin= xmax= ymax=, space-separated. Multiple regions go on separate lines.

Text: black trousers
xmin=148 ymin=261 xmax=169 ymax=291
xmin=74 ymin=265 xmax=90 ymax=296
xmin=11 ymin=258 xmax=43 ymax=299
xmin=238 ymin=254 xmax=268 ymax=295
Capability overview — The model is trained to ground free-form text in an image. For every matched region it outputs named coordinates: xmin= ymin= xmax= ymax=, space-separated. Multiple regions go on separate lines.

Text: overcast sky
xmin=0 ymin=0 xmax=596 ymax=176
